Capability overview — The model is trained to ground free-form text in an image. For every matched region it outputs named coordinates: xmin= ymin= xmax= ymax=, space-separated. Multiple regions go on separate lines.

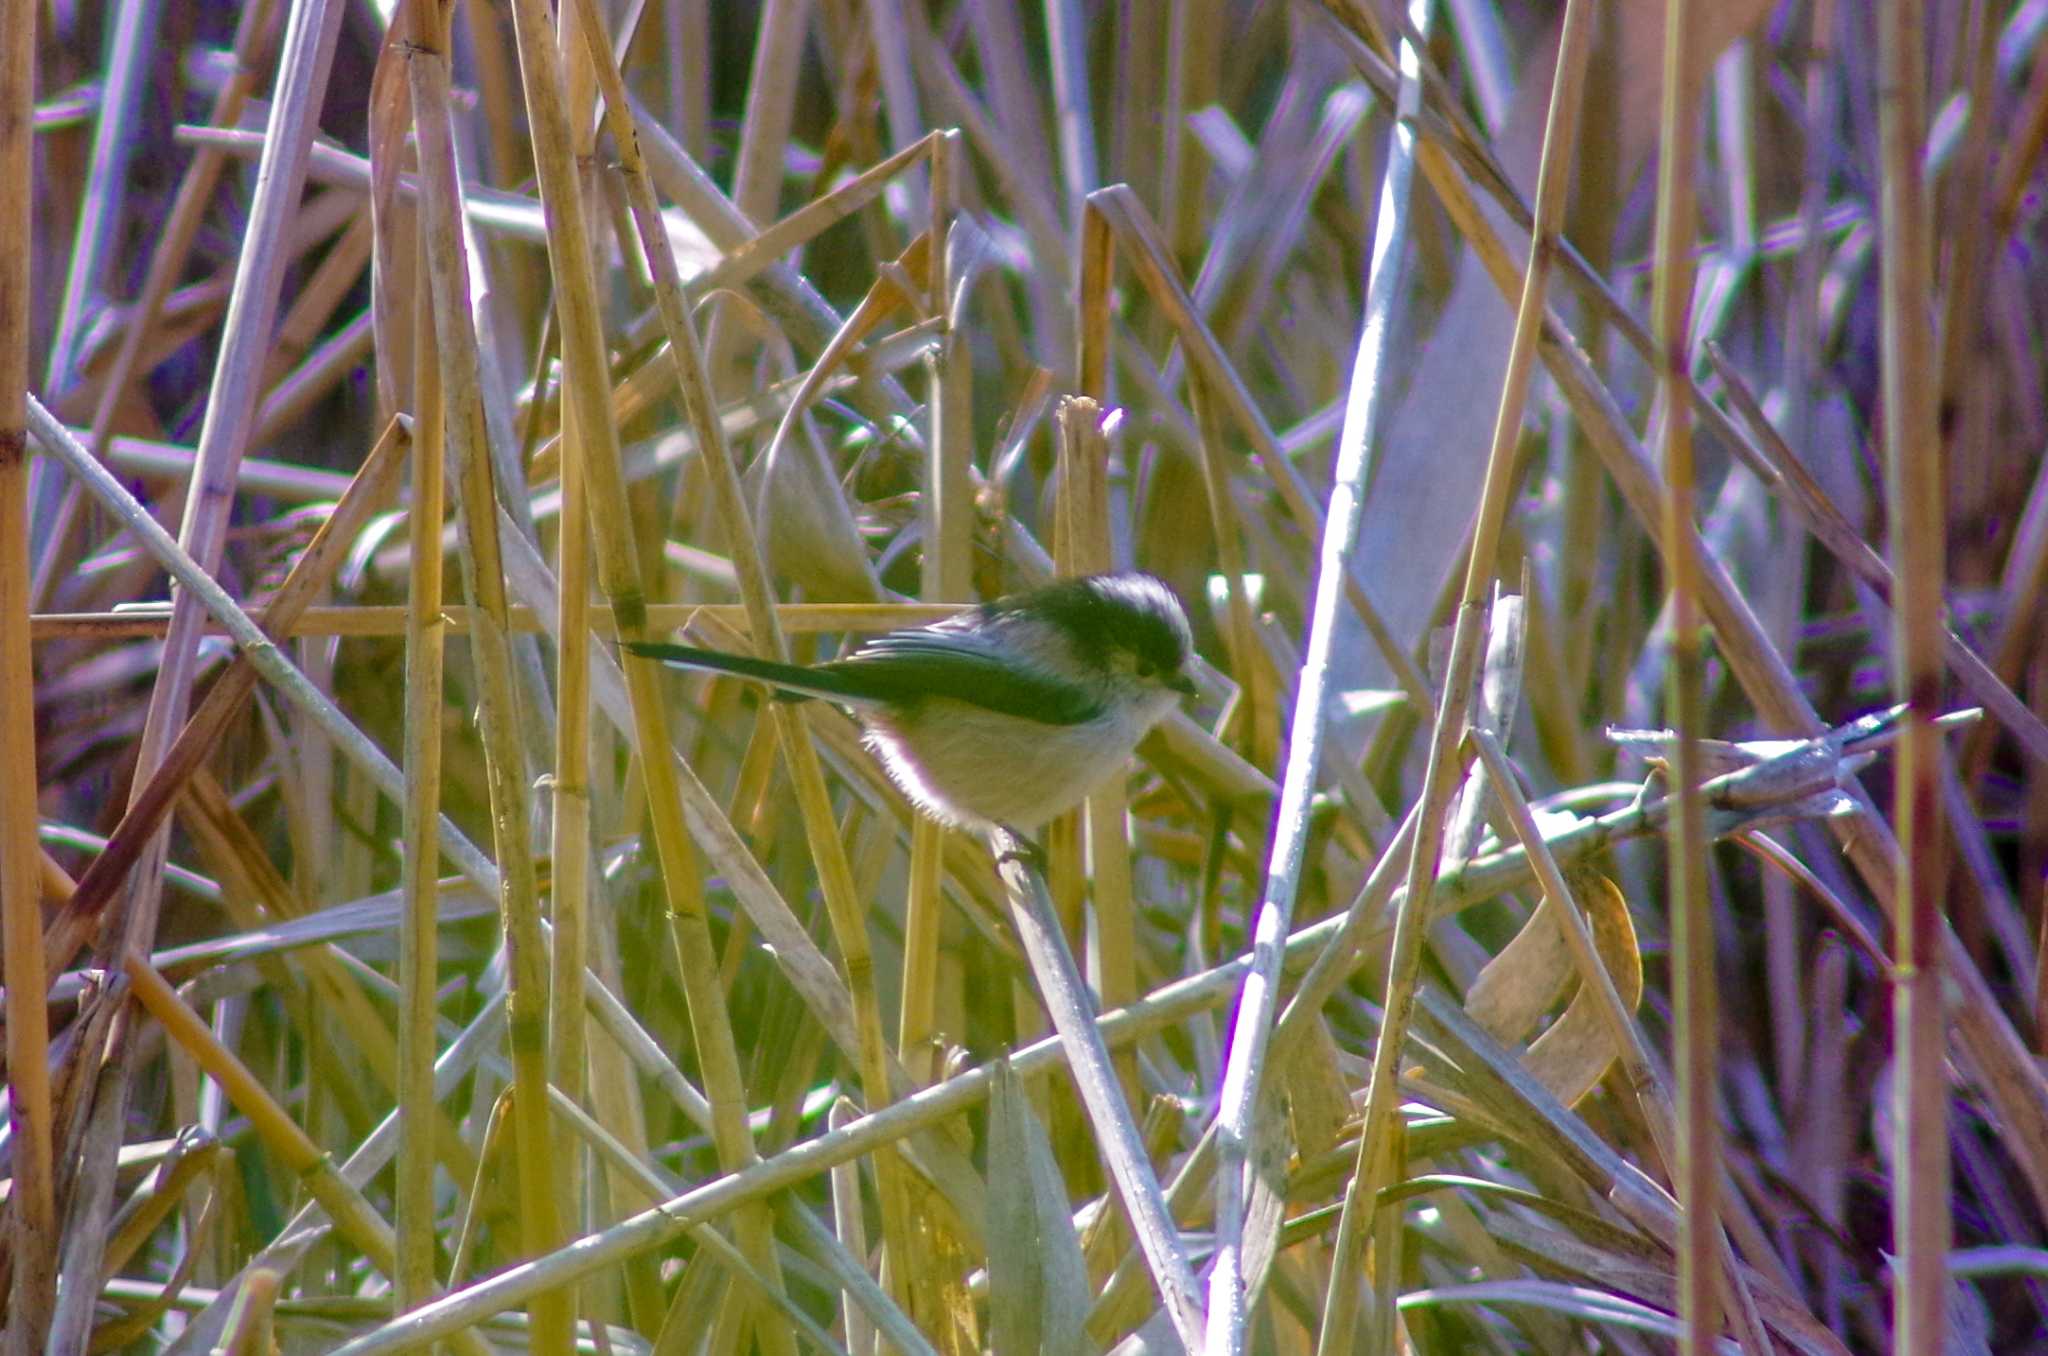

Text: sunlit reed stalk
xmin=1202 ymin=1 xmax=1426 ymax=1348
xmin=546 ymin=14 xmax=602 ymax=1329
xmin=991 ymin=832 xmax=1206 ymax=1349
xmin=1058 ymin=398 xmax=1143 ymax=1105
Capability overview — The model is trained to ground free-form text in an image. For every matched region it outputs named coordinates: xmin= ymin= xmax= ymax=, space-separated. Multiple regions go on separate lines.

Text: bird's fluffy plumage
xmin=625 ymin=571 xmax=1195 ymax=832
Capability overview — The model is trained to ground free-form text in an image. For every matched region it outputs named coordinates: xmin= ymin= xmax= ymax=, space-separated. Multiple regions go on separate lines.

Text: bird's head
xmin=997 ymin=572 xmax=1197 ymax=714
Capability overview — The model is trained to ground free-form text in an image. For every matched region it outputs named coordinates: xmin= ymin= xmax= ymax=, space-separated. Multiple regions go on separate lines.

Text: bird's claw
xmin=992 ymin=829 xmax=1048 ymax=873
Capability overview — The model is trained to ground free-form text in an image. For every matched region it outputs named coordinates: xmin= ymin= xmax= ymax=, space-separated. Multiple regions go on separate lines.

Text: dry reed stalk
xmin=1645 ymin=0 xmax=1744 ymax=1348
xmin=545 ymin=17 xmax=600 ymax=1337
xmin=1880 ymin=0 xmax=1953 ymax=1350
xmin=1056 ymin=398 xmax=1142 ymax=1102
xmin=405 ymin=9 xmax=573 ymax=1347
xmin=991 ymin=832 xmax=1205 ymax=1348
xmin=394 ymin=12 xmax=448 ymax=1313
xmin=900 ymin=128 xmax=970 ymax=1089
xmin=1204 ymin=2 xmax=1425 ymax=1345
xmin=0 ymin=0 xmax=54 ymax=1342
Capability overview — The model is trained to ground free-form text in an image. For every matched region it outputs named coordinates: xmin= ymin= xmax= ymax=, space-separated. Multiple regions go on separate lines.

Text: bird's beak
xmin=1167 ymin=671 xmax=1198 ymax=698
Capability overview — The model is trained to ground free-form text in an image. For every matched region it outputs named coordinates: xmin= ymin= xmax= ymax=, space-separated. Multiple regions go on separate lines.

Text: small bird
xmin=625 ymin=571 xmax=1197 ymax=835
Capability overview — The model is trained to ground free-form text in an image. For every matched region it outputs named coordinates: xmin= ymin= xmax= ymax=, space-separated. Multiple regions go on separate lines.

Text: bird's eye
xmin=1135 ymin=659 xmax=1156 ymax=678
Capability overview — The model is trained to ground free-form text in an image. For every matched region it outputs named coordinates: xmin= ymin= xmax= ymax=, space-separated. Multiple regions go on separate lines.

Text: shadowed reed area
xmin=5 ymin=0 xmax=2048 ymax=1352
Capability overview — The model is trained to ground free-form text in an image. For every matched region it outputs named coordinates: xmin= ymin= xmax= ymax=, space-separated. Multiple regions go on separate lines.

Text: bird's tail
xmin=621 ymin=641 xmax=879 ymax=707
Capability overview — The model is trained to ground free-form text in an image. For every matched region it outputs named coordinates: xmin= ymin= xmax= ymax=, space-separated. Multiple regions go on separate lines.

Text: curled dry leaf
xmin=1465 ymin=867 xmax=1642 ymax=1107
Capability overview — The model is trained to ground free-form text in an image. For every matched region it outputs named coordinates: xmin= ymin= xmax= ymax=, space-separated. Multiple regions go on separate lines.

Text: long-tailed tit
xmin=625 ymin=571 xmax=1196 ymax=835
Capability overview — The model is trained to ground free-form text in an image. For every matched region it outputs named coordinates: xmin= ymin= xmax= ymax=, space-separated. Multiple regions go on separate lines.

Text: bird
xmin=623 ymin=571 xmax=1197 ymax=836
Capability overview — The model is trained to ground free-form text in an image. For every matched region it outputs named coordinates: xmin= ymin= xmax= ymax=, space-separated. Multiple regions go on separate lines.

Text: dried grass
xmin=7 ymin=1 xmax=2048 ymax=1352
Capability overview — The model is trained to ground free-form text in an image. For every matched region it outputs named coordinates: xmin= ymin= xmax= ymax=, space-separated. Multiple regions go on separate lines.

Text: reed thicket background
xmin=4 ymin=0 xmax=2047 ymax=1352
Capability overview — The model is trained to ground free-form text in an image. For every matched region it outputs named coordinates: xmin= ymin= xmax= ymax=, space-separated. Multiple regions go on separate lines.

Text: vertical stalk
xmin=405 ymin=5 xmax=570 ymax=1349
xmin=901 ymin=132 xmax=968 ymax=1086
xmin=1056 ymin=397 xmax=1140 ymax=1104
xmin=550 ymin=0 xmax=599 ymax=1231
xmin=548 ymin=394 xmax=594 ymax=1187
xmin=395 ymin=134 xmax=448 ymax=1311
xmin=0 ymin=0 xmax=54 ymax=1340
xmin=1045 ymin=0 xmax=1100 ymax=232
xmin=1649 ymin=0 xmax=1716 ymax=1349
xmin=1878 ymin=0 xmax=1950 ymax=1349
xmin=730 ymin=0 xmax=809 ymax=225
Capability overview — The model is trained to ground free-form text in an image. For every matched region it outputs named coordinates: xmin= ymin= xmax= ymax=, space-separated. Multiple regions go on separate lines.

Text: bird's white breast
xmin=859 ymin=690 xmax=1173 ymax=832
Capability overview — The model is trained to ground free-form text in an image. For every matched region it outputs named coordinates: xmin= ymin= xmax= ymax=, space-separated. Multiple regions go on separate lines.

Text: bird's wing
xmin=821 ymin=632 xmax=1104 ymax=725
